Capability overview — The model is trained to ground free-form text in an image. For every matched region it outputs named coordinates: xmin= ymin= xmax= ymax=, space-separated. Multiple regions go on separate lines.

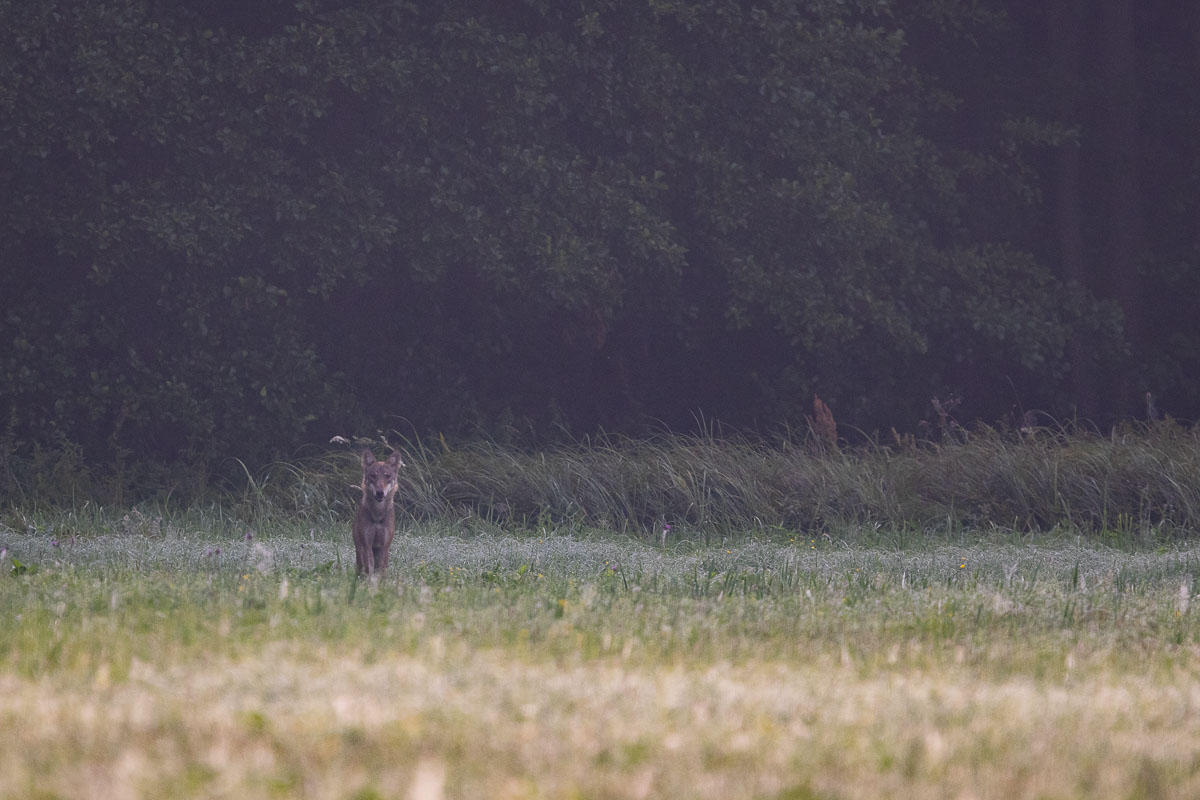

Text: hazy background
xmin=3 ymin=0 xmax=1196 ymax=468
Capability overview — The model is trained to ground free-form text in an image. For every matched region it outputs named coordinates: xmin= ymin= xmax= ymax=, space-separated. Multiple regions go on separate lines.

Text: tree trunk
xmin=1048 ymin=0 xmax=1097 ymax=419
xmin=1100 ymin=0 xmax=1144 ymax=418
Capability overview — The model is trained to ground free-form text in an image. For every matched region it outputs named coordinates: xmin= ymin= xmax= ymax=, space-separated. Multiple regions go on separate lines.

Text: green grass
xmin=5 ymin=512 xmax=1200 ymax=798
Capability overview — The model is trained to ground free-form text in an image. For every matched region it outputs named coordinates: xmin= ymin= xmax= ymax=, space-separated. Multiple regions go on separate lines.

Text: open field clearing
xmin=4 ymin=519 xmax=1200 ymax=798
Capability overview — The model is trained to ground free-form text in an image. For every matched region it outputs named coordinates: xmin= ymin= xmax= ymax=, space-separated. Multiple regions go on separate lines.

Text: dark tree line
xmin=1 ymin=0 xmax=1196 ymax=469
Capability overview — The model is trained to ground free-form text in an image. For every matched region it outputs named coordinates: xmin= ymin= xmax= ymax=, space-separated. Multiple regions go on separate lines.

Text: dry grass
xmin=6 ymin=645 xmax=1200 ymax=800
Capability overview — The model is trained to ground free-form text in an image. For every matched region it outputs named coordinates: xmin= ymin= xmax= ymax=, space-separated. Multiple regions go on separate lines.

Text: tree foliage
xmin=0 ymin=0 xmax=1141 ymax=469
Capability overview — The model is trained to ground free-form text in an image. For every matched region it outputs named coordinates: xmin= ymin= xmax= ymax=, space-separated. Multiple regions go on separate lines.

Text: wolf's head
xmin=361 ymin=450 xmax=403 ymax=506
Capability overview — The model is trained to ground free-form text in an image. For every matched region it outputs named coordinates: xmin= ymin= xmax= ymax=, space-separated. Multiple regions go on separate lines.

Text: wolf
xmin=353 ymin=449 xmax=403 ymax=576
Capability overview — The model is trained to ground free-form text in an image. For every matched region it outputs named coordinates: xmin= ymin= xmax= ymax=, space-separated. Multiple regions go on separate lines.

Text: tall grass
xmin=316 ymin=421 xmax=1200 ymax=539
xmin=6 ymin=421 xmax=1200 ymax=539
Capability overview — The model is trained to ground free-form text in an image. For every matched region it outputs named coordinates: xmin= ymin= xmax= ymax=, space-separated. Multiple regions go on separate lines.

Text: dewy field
xmin=5 ymin=427 xmax=1200 ymax=799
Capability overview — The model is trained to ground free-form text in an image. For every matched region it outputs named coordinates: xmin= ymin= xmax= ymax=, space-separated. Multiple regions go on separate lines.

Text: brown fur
xmin=353 ymin=450 xmax=403 ymax=576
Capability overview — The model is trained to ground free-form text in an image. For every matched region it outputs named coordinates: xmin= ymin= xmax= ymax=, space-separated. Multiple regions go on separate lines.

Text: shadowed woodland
xmin=3 ymin=1 xmax=1199 ymax=476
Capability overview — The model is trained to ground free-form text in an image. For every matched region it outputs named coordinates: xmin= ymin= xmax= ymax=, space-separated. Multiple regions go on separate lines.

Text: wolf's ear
xmin=361 ymin=450 xmax=376 ymax=467
xmin=386 ymin=451 xmax=404 ymax=468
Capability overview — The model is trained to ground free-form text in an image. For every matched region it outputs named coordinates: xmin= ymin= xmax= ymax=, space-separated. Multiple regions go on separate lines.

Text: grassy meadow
xmin=5 ymin=426 xmax=1200 ymax=798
